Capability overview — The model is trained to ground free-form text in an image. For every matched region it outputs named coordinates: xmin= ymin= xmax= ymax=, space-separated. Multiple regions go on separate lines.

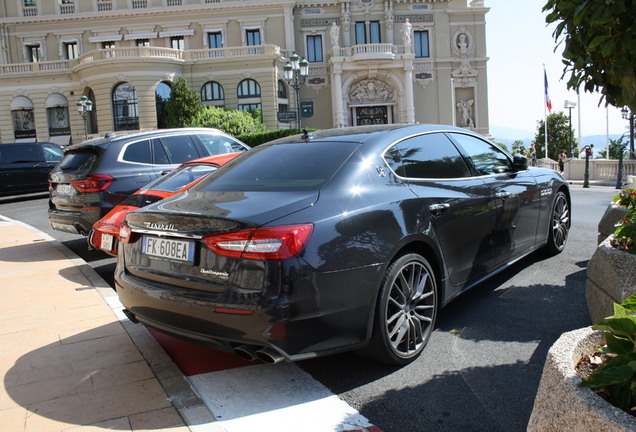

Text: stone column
xmin=331 ymin=59 xmax=345 ymax=127
xmin=403 ymin=60 xmax=415 ymax=123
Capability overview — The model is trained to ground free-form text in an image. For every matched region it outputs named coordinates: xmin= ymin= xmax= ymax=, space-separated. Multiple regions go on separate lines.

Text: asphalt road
xmin=0 ymin=184 xmax=618 ymax=431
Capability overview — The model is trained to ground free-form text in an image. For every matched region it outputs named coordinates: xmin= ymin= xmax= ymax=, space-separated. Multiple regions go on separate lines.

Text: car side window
xmin=122 ymin=140 xmax=152 ymax=164
xmin=385 ymin=133 xmax=471 ymax=179
xmin=0 ymin=145 xmax=41 ymax=164
xmin=158 ymin=135 xmax=200 ymax=163
xmin=196 ymin=134 xmax=247 ymax=154
xmin=42 ymin=144 xmax=63 ymax=162
xmin=450 ymin=133 xmax=512 ymax=175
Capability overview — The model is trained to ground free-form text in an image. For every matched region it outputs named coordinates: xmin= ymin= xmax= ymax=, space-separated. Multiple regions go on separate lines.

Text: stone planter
xmin=597 ymin=202 xmax=630 ymax=244
xmin=527 ymin=327 xmax=636 ymax=432
xmin=586 ymin=235 xmax=636 ymax=324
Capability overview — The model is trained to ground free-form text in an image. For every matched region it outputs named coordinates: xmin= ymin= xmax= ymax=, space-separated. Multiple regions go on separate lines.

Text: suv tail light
xmin=71 ymin=175 xmax=114 ymax=193
xmin=203 ymin=224 xmax=313 ymax=260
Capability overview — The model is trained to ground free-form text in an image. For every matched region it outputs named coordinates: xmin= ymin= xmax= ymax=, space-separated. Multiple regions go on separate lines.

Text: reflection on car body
xmin=114 ymin=124 xmax=571 ymax=366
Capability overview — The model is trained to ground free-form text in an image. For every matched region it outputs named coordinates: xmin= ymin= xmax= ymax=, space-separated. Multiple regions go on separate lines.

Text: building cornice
xmin=0 ymin=0 xmax=297 ymax=25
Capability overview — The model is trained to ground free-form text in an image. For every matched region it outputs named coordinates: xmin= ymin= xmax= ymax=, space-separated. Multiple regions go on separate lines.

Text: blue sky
xmin=485 ymin=0 xmax=628 ymax=139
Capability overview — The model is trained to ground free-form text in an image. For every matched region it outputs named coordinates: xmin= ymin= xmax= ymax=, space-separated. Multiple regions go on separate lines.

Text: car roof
xmin=63 ymin=128 xmax=231 ymax=150
xmin=266 ymin=124 xmax=480 ymax=146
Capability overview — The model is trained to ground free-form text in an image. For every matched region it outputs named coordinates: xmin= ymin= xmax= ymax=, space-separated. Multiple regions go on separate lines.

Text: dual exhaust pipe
xmin=121 ymin=309 xmax=285 ymax=364
xmin=234 ymin=344 xmax=285 ymax=364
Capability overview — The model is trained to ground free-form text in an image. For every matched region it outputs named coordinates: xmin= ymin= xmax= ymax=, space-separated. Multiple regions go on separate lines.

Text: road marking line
xmin=188 ymin=363 xmax=379 ymax=432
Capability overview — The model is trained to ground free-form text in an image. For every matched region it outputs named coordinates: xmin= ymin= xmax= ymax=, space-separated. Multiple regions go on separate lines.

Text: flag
xmin=544 ymin=68 xmax=552 ymax=113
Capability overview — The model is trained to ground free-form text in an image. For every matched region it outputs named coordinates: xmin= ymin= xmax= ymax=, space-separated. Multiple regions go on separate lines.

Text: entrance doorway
xmin=353 ymin=105 xmax=391 ymax=125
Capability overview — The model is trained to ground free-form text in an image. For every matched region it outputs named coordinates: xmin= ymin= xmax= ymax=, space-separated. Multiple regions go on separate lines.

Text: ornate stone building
xmin=0 ymin=0 xmax=489 ymax=144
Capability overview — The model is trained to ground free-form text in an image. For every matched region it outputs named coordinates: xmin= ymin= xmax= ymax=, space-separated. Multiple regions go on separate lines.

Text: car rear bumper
xmin=48 ymin=208 xmax=101 ymax=236
xmin=114 ymin=260 xmax=380 ymax=362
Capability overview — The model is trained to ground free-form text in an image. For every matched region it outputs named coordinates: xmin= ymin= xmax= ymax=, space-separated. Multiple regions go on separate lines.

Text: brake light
xmin=203 ymin=224 xmax=313 ymax=260
xmin=71 ymin=175 xmax=114 ymax=193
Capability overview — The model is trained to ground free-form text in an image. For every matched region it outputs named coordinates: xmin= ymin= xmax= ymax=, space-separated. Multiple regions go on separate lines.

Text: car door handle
xmin=429 ymin=203 xmax=450 ymax=216
xmin=496 ymin=191 xmax=511 ymax=200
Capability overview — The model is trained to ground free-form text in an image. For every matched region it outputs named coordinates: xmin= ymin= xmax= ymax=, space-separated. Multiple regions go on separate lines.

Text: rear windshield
xmin=141 ymin=164 xmax=218 ymax=193
xmin=57 ymin=151 xmax=98 ymax=172
xmin=194 ymin=142 xmax=359 ymax=192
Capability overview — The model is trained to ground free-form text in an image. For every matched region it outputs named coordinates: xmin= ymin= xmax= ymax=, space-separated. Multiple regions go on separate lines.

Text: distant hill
xmin=489 ymin=124 xmax=620 ymax=156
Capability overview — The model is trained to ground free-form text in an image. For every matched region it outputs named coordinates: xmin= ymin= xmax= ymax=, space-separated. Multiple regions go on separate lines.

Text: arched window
xmin=155 ymin=81 xmax=171 ymax=129
xmin=237 ymin=79 xmax=261 ymax=112
xmin=112 ymin=82 xmax=139 ymax=131
xmin=277 ymin=80 xmax=287 ymax=99
xmin=45 ymin=93 xmax=70 ymax=143
xmin=201 ymin=81 xmax=225 ymax=107
xmin=10 ymin=96 xmax=36 ymax=140
xmin=85 ymin=89 xmax=98 ymax=135
xmin=277 ymin=80 xmax=289 ymax=122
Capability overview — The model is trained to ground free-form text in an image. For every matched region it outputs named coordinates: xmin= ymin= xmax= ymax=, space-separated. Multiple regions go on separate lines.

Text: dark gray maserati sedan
xmin=114 ymin=124 xmax=570 ymax=366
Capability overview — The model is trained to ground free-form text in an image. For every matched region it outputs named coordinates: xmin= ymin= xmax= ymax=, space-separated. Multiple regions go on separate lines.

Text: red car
xmin=88 ymin=152 xmax=242 ymax=255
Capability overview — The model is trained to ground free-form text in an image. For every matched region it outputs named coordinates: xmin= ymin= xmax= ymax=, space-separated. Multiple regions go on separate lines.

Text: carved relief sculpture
xmin=349 ymin=79 xmax=394 ymax=104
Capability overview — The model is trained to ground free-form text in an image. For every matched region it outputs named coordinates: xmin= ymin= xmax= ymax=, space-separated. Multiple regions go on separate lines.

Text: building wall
xmin=0 ymin=0 xmax=489 ymax=144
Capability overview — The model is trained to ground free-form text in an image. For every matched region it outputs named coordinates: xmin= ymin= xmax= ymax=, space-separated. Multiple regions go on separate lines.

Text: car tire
xmin=360 ymin=253 xmax=438 ymax=366
xmin=543 ymin=190 xmax=570 ymax=255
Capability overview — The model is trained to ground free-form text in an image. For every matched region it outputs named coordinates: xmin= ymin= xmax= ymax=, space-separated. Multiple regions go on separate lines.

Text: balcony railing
xmin=167 ymin=0 xmax=182 ymax=5
xmin=22 ymin=6 xmax=38 ymax=16
xmin=131 ymin=0 xmax=147 ymax=8
xmin=0 ymin=45 xmax=282 ymax=76
xmin=60 ymin=4 xmax=76 ymax=14
xmin=336 ymin=43 xmax=408 ymax=61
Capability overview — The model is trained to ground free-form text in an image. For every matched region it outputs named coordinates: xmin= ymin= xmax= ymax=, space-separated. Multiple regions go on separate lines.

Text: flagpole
xmin=544 ymin=66 xmax=548 ymax=158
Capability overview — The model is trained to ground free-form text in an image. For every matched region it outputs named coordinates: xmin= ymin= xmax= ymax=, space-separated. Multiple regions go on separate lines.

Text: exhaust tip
xmin=121 ymin=308 xmax=139 ymax=324
xmin=233 ymin=345 xmax=259 ymax=361
xmin=255 ymin=347 xmax=285 ymax=364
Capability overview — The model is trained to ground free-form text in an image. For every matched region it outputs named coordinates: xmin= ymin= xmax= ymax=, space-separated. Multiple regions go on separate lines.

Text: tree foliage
xmin=534 ymin=111 xmax=577 ymax=160
xmin=186 ymin=106 xmax=267 ymax=136
xmin=164 ymin=77 xmax=203 ymax=128
xmin=543 ymin=0 xmax=636 ymax=111
xmin=597 ymin=135 xmax=630 ymax=159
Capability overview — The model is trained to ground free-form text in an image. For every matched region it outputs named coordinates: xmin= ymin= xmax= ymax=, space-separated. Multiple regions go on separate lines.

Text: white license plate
xmin=100 ymin=233 xmax=113 ymax=252
xmin=57 ymin=184 xmax=72 ymax=195
xmin=142 ymin=236 xmax=195 ymax=264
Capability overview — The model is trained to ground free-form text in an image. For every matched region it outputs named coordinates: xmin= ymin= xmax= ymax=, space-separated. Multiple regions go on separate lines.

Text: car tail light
xmin=71 ymin=175 xmax=114 ymax=193
xmin=203 ymin=224 xmax=313 ymax=260
xmin=119 ymin=220 xmax=135 ymax=244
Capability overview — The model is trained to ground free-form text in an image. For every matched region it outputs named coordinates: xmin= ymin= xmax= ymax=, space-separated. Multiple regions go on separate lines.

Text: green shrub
xmin=613 ymin=189 xmax=636 ymax=210
xmin=611 ymin=210 xmax=636 ymax=254
xmin=187 ymin=106 xmax=266 ymax=136
xmin=580 ymin=294 xmax=636 ymax=411
xmin=237 ymin=129 xmax=306 ymax=147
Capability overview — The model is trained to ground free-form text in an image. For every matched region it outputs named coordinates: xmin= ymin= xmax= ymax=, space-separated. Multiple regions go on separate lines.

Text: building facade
xmin=0 ymin=0 xmax=489 ymax=145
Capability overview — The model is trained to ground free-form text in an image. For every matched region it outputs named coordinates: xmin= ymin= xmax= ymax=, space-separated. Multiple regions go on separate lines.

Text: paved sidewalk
xmin=0 ymin=218 xmax=220 ymax=432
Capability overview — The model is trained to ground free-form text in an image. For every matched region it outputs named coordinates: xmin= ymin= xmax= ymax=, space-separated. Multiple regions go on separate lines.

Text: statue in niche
xmin=457 ymin=99 xmax=475 ymax=128
xmin=330 ymin=22 xmax=340 ymax=48
xmin=457 ymin=33 xmax=468 ymax=55
xmin=401 ymin=18 xmax=412 ymax=46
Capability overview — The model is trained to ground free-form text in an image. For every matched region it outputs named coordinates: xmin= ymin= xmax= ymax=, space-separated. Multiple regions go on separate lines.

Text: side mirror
xmin=512 ymin=154 xmax=528 ymax=171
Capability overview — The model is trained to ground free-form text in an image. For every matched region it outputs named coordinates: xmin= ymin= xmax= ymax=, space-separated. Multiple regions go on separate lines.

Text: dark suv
xmin=48 ymin=128 xmax=249 ymax=235
xmin=0 ymin=142 xmax=63 ymax=197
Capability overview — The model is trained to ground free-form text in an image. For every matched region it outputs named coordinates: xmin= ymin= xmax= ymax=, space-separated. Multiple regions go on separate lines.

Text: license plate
xmin=100 ymin=233 xmax=113 ymax=252
xmin=142 ymin=236 xmax=195 ymax=264
xmin=57 ymin=184 xmax=72 ymax=195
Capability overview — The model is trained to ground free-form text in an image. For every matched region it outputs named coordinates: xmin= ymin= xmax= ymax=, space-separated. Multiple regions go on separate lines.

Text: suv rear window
xmin=195 ymin=142 xmax=358 ymax=192
xmin=57 ymin=151 xmax=98 ymax=172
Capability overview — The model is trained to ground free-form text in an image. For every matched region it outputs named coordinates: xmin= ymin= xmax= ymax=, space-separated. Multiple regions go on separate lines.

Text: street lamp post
xmin=564 ymin=100 xmax=576 ymax=158
xmin=621 ymin=106 xmax=635 ymax=160
xmin=284 ymin=53 xmax=309 ymax=130
xmin=76 ymin=95 xmax=93 ymax=141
